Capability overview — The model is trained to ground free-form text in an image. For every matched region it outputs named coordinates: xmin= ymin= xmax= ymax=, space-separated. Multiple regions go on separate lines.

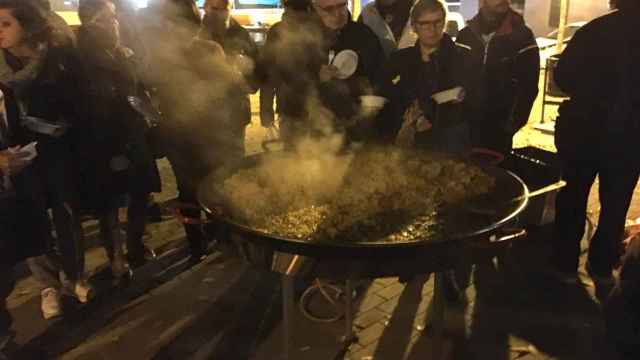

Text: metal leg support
xmin=282 ymin=275 xmax=295 ymax=360
xmin=344 ymin=279 xmax=355 ymax=342
xmin=431 ymin=272 xmax=446 ymax=359
xmin=334 ymin=279 xmax=358 ymax=360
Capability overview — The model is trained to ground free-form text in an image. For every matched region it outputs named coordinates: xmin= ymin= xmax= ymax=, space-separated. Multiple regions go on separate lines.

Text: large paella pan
xmin=199 ymin=145 xmax=528 ymax=272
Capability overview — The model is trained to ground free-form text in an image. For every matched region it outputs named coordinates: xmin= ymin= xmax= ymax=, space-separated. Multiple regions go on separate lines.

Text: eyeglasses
xmin=414 ymin=18 xmax=445 ymax=30
xmin=315 ymin=2 xmax=347 ymax=15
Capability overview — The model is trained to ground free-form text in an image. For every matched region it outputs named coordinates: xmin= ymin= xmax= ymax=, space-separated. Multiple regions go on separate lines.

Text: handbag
xmin=126 ymin=90 xmax=167 ymax=159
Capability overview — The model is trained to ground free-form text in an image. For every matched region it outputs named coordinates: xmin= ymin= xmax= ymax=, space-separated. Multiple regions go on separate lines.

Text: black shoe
xmin=186 ymin=252 xmax=207 ymax=267
xmin=127 ymin=254 xmax=147 ymax=269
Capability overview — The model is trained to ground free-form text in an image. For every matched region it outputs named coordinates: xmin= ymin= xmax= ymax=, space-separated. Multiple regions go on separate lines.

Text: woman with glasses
xmin=378 ymin=0 xmax=474 ymax=153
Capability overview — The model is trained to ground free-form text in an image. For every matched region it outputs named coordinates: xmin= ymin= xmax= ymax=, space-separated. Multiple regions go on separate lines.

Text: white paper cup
xmin=360 ymin=95 xmax=388 ymax=117
xmin=360 ymin=95 xmax=388 ymax=108
xmin=431 ymin=87 xmax=464 ymax=104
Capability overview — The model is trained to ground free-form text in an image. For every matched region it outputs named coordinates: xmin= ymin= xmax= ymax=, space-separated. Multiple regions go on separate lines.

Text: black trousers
xmin=99 ymin=192 xmax=149 ymax=264
xmin=551 ymin=157 xmax=640 ymax=274
xmin=165 ymin=147 xmax=214 ymax=258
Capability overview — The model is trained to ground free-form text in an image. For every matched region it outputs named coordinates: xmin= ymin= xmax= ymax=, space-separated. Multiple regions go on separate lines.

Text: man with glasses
xmin=378 ymin=0 xmax=473 ymax=153
xmin=456 ymin=0 xmax=539 ymax=154
xmin=311 ymin=0 xmax=384 ymax=136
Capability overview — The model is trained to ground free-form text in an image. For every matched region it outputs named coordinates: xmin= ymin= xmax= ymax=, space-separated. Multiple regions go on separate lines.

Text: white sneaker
xmin=74 ymin=281 xmax=93 ymax=304
xmin=41 ymin=288 xmax=62 ymax=320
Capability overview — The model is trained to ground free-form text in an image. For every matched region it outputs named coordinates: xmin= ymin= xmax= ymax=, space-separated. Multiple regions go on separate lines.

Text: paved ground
xmin=5 ymin=92 xmax=639 ymax=360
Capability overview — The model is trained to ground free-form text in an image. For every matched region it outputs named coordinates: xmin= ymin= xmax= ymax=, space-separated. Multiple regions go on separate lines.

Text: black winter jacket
xmin=378 ymin=34 xmax=474 ymax=147
xmin=260 ymin=15 xmax=384 ymax=129
xmin=317 ymin=19 xmax=385 ymax=124
xmin=204 ymin=18 xmax=259 ymax=127
xmin=456 ymin=9 xmax=539 ymax=152
xmin=76 ymin=29 xmax=161 ymax=207
xmin=2 ymin=43 xmax=85 ymax=205
xmin=260 ymin=11 xmax=324 ymax=125
xmin=0 ymin=84 xmax=49 ymax=267
xmin=554 ymin=8 xmax=640 ymax=163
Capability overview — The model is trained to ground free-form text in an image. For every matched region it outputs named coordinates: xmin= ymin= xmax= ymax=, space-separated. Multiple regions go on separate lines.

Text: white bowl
xmin=431 ymin=86 xmax=464 ymax=104
xmin=333 ymin=50 xmax=359 ymax=79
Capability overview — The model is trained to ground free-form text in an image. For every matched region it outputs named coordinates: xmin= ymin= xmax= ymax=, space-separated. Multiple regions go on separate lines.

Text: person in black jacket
xmin=0 ymin=0 xmax=88 ymax=319
xmin=549 ymin=1 xmax=640 ymax=285
xmin=456 ymin=0 xmax=539 ymax=154
xmin=378 ymin=0 xmax=473 ymax=153
xmin=201 ymin=0 xmax=259 ymax=156
xmin=261 ymin=0 xmax=384 ymax=146
xmin=259 ymin=0 xmax=318 ymax=145
xmin=147 ymin=0 xmax=245 ymax=262
xmin=312 ymin=0 xmax=385 ymax=135
xmin=77 ymin=0 xmax=161 ymax=273
xmin=0 ymin=84 xmax=49 ymax=358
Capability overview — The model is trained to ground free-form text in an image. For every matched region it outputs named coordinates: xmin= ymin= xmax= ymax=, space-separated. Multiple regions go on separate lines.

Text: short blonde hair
xmin=410 ymin=0 xmax=447 ymax=24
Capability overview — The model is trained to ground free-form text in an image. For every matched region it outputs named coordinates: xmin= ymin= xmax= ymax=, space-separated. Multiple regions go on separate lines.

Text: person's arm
xmin=554 ymin=27 xmax=589 ymax=97
xmin=508 ymin=29 xmax=540 ymax=133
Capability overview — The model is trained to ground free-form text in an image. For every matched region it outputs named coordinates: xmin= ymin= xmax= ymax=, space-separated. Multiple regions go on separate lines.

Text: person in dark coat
xmin=77 ymin=0 xmax=161 ymax=272
xmin=261 ymin=0 xmax=384 ymax=146
xmin=259 ymin=0 xmax=319 ymax=144
xmin=378 ymin=0 xmax=473 ymax=153
xmin=312 ymin=0 xmax=385 ymax=134
xmin=549 ymin=0 xmax=640 ymax=285
xmin=0 ymin=0 xmax=89 ymax=319
xmin=147 ymin=0 xmax=244 ymax=262
xmin=456 ymin=0 xmax=539 ymax=154
xmin=201 ymin=0 xmax=260 ymax=156
xmin=0 ymin=84 xmax=50 ymax=357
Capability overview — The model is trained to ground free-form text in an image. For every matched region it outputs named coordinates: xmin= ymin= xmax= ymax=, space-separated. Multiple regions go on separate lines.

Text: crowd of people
xmin=0 ymin=0 xmax=638 ymax=357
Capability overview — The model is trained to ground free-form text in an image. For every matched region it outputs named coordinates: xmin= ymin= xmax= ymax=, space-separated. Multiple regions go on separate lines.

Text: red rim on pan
xmin=468 ymin=147 xmax=505 ymax=166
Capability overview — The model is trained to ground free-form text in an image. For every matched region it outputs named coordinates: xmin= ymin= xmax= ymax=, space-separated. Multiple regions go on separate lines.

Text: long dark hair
xmin=0 ymin=0 xmax=52 ymax=48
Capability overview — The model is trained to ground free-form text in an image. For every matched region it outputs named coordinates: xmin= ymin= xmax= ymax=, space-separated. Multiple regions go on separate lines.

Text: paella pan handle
xmin=489 ymin=228 xmax=527 ymax=244
xmin=472 ymin=227 xmax=527 ymax=252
